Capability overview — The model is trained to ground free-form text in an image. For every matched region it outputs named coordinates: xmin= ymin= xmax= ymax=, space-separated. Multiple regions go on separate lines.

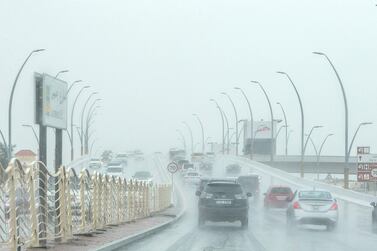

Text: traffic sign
xmin=357 ymin=146 xmax=377 ymax=182
xmin=167 ymin=162 xmax=179 ymax=174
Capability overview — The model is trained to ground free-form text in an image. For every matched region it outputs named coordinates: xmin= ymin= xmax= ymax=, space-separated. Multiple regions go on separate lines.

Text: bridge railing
xmin=0 ymin=158 xmax=172 ymax=251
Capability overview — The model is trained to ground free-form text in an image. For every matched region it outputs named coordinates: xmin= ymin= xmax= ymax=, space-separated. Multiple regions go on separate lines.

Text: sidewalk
xmin=28 ymin=206 xmax=180 ymax=251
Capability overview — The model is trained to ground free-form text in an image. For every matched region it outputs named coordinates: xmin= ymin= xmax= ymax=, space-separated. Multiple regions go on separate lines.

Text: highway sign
xmin=357 ymin=147 xmax=377 ymax=182
xmin=167 ymin=162 xmax=179 ymax=174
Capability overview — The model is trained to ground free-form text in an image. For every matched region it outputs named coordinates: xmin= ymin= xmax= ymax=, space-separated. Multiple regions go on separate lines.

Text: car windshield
xmin=270 ymin=187 xmax=291 ymax=194
xmin=134 ymin=172 xmax=152 ymax=178
xmin=187 ymin=172 xmax=199 ymax=176
xmin=299 ymin=191 xmax=333 ymax=200
xmin=205 ymin=183 xmax=242 ymax=195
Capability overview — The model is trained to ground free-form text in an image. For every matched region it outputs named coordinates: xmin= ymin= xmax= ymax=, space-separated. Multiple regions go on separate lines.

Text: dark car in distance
xmin=238 ymin=174 xmax=260 ymax=198
xmin=196 ymin=179 xmax=251 ymax=228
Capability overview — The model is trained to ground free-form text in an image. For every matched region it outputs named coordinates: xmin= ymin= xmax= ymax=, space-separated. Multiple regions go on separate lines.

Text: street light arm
xmin=318 ymin=134 xmax=333 ymax=157
xmin=307 ymin=135 xmax=318 ymax=156
xmin=347 ymin=125 xmax=362 ymax=157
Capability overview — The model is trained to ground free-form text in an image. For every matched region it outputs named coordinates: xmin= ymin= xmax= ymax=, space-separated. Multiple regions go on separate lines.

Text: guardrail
xmin=0 ymin=158 xmax=172 ymax=251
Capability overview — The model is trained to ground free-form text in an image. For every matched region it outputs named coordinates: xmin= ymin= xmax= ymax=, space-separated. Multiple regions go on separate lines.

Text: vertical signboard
xmin=357 ymin=146 xmax=377 ymax=182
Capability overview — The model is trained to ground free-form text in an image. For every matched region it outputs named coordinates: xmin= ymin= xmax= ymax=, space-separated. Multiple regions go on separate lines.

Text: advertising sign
xmin=243 ymin=120 xmax=277 ymax=139
xmin=357 ymin=147 xmax=377 ymax=182
xmin=37 ymin=74 xmax=68 ymax=129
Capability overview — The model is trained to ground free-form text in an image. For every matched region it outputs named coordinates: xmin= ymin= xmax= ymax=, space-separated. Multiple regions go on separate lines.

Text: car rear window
xmin=298 ymin=191 xmax=332 ymax=200
xmin=107 ymin=167 xmax=122 ymax=173
xmin=205 ymin=183 xmax=242 ymax=194
xmin=271 ymin=187 xmax=291 ymax=194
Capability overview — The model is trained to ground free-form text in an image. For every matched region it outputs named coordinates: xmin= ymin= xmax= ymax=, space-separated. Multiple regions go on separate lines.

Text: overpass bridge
xmin=250 ymin=155 xmax=358 ymax=174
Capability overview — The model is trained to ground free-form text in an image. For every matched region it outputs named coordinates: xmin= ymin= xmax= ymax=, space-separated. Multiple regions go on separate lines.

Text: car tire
xmin=241 ymin=217 xmax=249 ymax=228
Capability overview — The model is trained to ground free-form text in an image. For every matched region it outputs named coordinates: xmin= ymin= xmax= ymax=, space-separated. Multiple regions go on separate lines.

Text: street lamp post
xmin=182 ymin=122 xmax=194 ymax=154
xmin=276 ymin=125 xmax=287 ymax=141
xmin=235 ymin=87 xmax=254 ymax=159
xmin=85 ymin=106 xmax=101 ymax=155
xmin=347 ymin=122 xmax=373 ymax=157
xmin=316 ymin=133 xmax=334 ymax=180
xmin=8 ymin=48 xmax=45 ymax=157
xmin=277 ymin=72 xmax=305 ymax=177
xmin=223 ymin=111 xmax=230 ymax=154
xmin=193 ymin=114 xmax=205 ymax=154
xmin=250 ymin=81 xmax=274 ymax=162
xmin=221 ymin=92 xmax=239 ymax=156
xmin=70 ymin=86 xmax=90 ymax=160
xmin=304 ymin=126 xmax=323 ymax=157
xmin=176 ymin=129 xmax=187 ymax=153
xmin=80 ymin=92 xmax=98 ymax=156
xmin=277 ymin=102 xmax=288 ymax=156
xmin=210 ymin=99 xmax=225 ymax=154
xmin=313 ymin=51 xmax=350 ymax=188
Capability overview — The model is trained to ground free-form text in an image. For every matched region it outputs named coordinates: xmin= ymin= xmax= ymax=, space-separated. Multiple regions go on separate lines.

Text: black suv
xmin=196 ymin=179 xmax=251 ymax=228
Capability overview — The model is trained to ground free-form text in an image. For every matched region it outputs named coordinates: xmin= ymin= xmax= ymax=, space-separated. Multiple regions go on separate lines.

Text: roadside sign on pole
xmin=167 ymin=162 xmax=179 ymax=174
xmin=357 ymin=146 xmax=377 ymax=182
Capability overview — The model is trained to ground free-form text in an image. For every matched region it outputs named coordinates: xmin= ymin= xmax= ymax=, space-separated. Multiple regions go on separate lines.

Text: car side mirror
xmin=263 ymin=193 xmax=267 ymax=196
xmin=246 ymin=192 xmax=252 ymax=197
xmin=371 ymin=202 xmax=376 ymax=207
xmin=195 ymin=191 xmax=201 ymax=196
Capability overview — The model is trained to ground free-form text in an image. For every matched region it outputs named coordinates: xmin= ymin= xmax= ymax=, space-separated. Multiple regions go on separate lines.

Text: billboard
xmin=35 ymin=73 xmax=68 ymax=129
xmin=243 ymin=120 xmax=277 ymax=139
xmin=242 ymin=120 xmax=277 ymax=155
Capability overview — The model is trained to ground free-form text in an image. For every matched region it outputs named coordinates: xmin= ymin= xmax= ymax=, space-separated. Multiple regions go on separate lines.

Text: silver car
xmin=286 ymin=189 xmax=338 ymax=230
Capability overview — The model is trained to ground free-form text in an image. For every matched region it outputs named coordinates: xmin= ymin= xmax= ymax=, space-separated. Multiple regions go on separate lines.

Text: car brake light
xmin=330 ymin=202 xmax=338 ymax=210
xmin=293 ymin=201 xmax=301 ymax=209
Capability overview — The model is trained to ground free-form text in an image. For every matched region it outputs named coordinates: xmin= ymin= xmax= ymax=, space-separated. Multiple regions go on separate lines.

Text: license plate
xmin=276 ymin=196 xmax=287 ymax=200
xmin=216 ymin=200 xmax=231 ymax=205
xmin=312 ymin=205 xmax=319 ymax=211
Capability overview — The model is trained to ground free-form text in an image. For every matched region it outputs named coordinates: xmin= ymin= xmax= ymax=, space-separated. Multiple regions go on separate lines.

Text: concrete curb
xmin=95 ymin=161 xmax=186 ymax=251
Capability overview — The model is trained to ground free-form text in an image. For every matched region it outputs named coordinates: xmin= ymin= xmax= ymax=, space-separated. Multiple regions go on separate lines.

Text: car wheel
xmin=241 ymin=217 xmax=249 ymax=228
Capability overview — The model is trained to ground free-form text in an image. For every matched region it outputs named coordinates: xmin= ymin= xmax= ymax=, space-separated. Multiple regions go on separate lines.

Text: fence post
xmin=79 ymin=170 xmax=86 ymax=232
xmin=29 ymin=165 xmax=39 ymax=247
xmin=7 ymin=163 xmax=18 ymax=251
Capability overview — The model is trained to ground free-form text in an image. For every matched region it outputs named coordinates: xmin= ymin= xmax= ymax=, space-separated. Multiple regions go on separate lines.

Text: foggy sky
xmin=1 ymin=0 xmax=377 ymax=164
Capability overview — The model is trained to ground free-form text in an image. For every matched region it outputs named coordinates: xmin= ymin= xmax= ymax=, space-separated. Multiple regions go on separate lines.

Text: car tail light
xmin=293 ymin=201 xmax=301 ymax=209
xmin=330 ymin=202 xmax=338 ymax=210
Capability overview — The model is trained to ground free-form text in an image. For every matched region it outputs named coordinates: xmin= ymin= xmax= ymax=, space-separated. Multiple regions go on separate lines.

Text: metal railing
xmin=0 ymin=158 xmax=172 ymax=251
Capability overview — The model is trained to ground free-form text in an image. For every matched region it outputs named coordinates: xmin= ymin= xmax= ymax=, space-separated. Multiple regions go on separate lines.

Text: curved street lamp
xmin=176 ymin=129 xmax=187 ymax=153
xmin=55 ymin=69 xmax=69 ymax=78
xmin=70 ymin=85 xmax=90 ymax=160
xmin=251 ymin=81 xmax=274 ymax=161
xmin=277 ymin=102 xmax=288 ymax=156
xmin=182 ymin=121 xmax=194 ymax=154
xmin=8 ymin=48 xmax=45 ymax=157
xmin=22 ymin=124 xmax=39 ymax=145
xmin=221 ymin=92 xmax=239 ymax=156
xmin=193 ymin=114 xmax=205 ymax=153
xmin=304 ymin=126 xmax=323 ymax=156
xmin=348 ymin=122 xmax=373 ymax=157
xmin=235 ymin=87 xmax=254 ymax=159
xmin=210 ymin=99 xmax=225 ymax=154
xmin=277 ymin=72 xmax=305 ymax=177
xmin=313 ymin=51 xmax=350 ymax=187
xmin=80 ymin=92 xmax=98 ymax=155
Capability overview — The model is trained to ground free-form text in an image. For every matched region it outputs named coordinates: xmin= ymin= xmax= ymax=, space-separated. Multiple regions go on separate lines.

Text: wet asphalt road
xmin=119 ymin=156 xmax=377 ymax=251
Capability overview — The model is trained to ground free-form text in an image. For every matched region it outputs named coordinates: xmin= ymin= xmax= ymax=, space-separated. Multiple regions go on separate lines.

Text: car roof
xmin=208 ymin=178 xmax=238 ymax=184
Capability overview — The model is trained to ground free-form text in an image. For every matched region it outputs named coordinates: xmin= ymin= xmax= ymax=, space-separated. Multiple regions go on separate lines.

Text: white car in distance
xmin=184 ymin=170 xmax=201 ymax=185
